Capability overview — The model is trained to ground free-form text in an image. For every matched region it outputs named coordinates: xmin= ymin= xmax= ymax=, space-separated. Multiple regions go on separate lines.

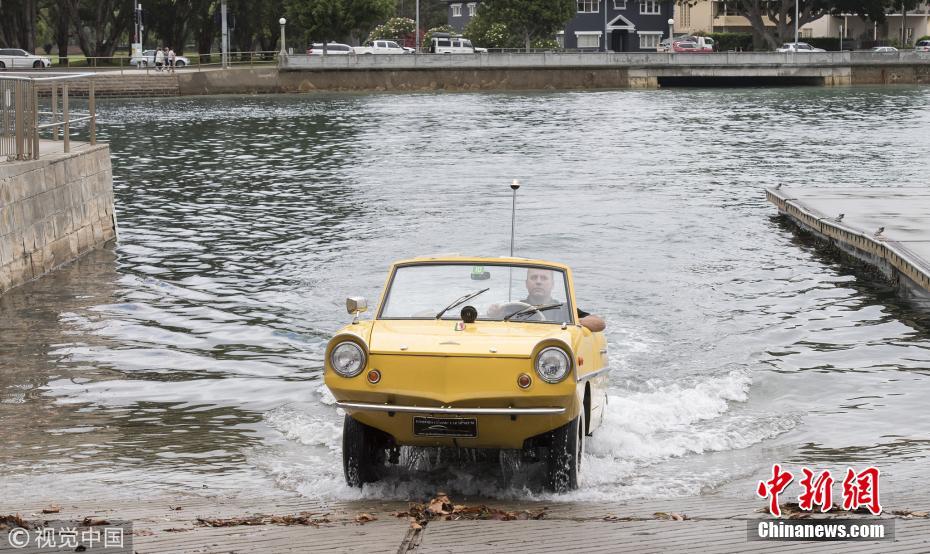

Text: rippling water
xmin=3 ymin=86 xmax=930 ymax=503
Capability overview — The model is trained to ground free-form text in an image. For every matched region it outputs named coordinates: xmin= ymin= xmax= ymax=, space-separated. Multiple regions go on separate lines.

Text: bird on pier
xmin=875 ymin=226 xmax=885 ymax=237
xmin=836 ymin=213 xmax=844 ymax=222
xmin=775 ymin=183 xmax=783 ymax=190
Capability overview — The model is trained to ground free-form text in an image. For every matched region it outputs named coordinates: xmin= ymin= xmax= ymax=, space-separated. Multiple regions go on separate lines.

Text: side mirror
xmin=346 ymin=296 xmax=368 ymax=314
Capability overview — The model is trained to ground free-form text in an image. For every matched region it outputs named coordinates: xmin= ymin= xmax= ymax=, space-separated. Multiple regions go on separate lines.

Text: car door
xmin=9 ymin=49 xmax=28 ymax=68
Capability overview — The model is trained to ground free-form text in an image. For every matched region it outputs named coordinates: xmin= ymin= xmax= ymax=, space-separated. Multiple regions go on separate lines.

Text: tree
xmin=464 ymin=12 xmax=561 ymax=50
xmin=285 ymin=0 xmax=393 ymax=47
xmin=393 ymin=0 xmax=446 ymax=30
xmin=0 ymin=0 xmax=38 ymax=52
xmin=66 ymin=0 xmax=133 ymax=58
xmin=475 ymin=0 xmax=574 ymax=52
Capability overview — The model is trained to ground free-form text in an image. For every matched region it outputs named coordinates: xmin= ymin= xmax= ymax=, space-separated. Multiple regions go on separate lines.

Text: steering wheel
xmin=497 ymin=301 xmax=546 ymax=322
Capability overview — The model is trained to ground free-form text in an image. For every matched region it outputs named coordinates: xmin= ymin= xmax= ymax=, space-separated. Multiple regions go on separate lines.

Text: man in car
xmin=489 ymin=268 xmax=606 ymax=332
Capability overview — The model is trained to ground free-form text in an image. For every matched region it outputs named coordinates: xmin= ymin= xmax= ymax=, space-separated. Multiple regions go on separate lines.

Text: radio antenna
xmin=509 ymin=179 xmax=520 ymax=257
xmin=508 ymin=179 xmax=520 ymax=302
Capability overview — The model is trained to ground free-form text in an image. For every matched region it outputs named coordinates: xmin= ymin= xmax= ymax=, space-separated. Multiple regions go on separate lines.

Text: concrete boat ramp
xmin=2 ymin=492 xmax=929 ymax=553
xmin=767 ymin=186 xmax=930 ymax=302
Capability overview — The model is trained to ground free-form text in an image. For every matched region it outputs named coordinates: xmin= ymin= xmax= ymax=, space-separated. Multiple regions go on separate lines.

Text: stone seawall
xmin=0 ymin=144 xmax=117 ymax=294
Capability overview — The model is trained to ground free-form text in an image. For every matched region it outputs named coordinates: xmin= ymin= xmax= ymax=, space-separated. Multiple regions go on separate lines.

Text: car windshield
xmin=379 ymin=263 xmax=573 ymax=324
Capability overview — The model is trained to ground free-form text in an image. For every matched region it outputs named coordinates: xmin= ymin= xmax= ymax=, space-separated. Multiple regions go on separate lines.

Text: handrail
xmin=1 ymin=73 xmax=97 ymax=162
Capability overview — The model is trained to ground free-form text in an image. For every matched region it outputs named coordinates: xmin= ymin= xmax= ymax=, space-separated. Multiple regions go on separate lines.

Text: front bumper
xmin=336 ymin=401 xmax=565 ymax=415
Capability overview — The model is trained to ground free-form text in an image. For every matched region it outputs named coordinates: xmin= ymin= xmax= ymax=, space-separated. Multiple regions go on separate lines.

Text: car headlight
xmin=535 ymin=346 xmax=571 ymax=383
xmin=330 ymin=341 xmax=366 ymax=377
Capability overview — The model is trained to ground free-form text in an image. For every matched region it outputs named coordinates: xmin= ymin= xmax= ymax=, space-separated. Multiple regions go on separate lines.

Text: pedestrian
xmin=155 ymin=46 xmax=164 ymax=71
xmin=168 ymin=47 xmax=177 ymax=72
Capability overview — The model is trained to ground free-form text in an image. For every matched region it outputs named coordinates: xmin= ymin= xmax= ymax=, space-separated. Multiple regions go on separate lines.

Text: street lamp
xmin=279 ymin=17 xmax=287 ymax=58
xmin=667 ymin=18 xmax=675 ymax=51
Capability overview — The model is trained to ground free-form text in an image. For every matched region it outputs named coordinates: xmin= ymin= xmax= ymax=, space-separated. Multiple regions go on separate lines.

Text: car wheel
xmin=34 ymin=61 xmax=44 ymax=69
xmin=175 ymin=61 xmax=185 ymax=68
xmin=545 ymin=415 xmax=583 ymax=493
xmin=342 ymin=414 xmax=382 ymax=487
xmin=139 ymin=60 xmax=147 ymax=67
xmin=0 ymin=61 xmax=6 ymax=70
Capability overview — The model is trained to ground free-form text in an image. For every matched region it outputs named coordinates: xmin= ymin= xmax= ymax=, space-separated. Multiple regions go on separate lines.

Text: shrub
xmin=367 ymin=17 xmax=416 ymax=43
xmin=707 ymin=32 xmax=753 ymax=52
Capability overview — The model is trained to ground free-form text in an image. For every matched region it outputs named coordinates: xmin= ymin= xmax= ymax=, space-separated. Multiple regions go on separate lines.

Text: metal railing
xmin=2 ymin=51 xmax=282 ymax=75
xmin=1 ymin=72 xmax=96 ymax=162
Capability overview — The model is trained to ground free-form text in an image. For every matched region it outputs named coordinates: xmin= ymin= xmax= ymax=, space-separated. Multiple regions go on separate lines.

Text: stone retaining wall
xmin=0 ymin=145 xmax=116 ymax=294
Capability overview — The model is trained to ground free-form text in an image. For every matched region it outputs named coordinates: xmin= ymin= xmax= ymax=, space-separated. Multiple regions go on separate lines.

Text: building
xmin=674 ymin=0 xmax=930 ymax=48
xmin=803 ymin=7 xmax=930 ymax=46
xmin=447 ymin=0 xmax=676 ymax=51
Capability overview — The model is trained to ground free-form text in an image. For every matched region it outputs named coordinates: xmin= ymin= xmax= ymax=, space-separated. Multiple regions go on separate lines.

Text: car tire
xmin=545 ymin=415 xmax=583 ymax=493
xmin=342 ymin=414 xmax=382 ymax=487
xmin=175 ymin=61 xmax=185 ymax=68
xmin=139 ymin=60 xmax=147 ymax=67
xmin=0 ymin=61 xmax=6 ymax=70
xmin=34 ymin=61 xmax=44 ymax=69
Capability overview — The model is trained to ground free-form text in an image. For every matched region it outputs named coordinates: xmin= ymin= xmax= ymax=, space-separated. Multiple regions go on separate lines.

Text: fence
xmin=0 ymin=73 xmax=96 ymax=162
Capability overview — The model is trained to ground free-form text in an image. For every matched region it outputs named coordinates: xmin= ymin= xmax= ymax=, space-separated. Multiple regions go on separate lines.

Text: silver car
xmin=130 ymin=50 xmax=191 ymax=68
xmin=0 ymin=48 xmax=52 ymax=69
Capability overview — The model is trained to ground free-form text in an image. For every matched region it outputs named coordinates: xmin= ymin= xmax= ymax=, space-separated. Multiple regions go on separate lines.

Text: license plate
xmin=413 ymin=416 xmax=477 ymax=438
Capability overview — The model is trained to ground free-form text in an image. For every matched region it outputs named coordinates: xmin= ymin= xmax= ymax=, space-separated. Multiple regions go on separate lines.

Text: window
xmin=640 ymin=0 xmax=660 ymax=14
xmin=681 ymin=3 xmax=691 ymax=27
xmin=639 ymin=32 xmax=661 ymax=49
xmin=576 ymin=32 xmax=602 ymax=48
xmin=578 ymin=0 xmax=599 ymax=13
xmin=556 ymin=32 xmax=565 ymax=48
xmin=451 ymin=3 xmax=462 ymax=16
xmin=467 ymin=2 xmax=476 ymax=16
xmin=614 ymin=0 xmax=627 ymax=8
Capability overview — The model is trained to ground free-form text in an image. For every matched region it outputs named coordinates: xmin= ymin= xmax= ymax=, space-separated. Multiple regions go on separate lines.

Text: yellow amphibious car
xmin=324 ymin=256 xmax=609 ymax=492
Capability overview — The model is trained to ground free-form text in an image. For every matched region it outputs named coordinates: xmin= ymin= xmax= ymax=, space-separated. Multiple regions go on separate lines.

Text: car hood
xmin=369 ymin=319 xmax=570 ymax=357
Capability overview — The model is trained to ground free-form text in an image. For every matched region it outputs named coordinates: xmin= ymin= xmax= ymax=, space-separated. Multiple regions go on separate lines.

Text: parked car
xmin=776 ymin=42 xmax=826 ymax=53
xmin=353 ymin=40 xmax=409 ymax=55
xmin=429 ymin=33 xmax=487 ymax=54
xmin=129 ymin=49 xmax=191 ymax=67
xmin=306 ymin=42 xmax=354 ymax=55
xmin=658 ymin=36 xmax=714 ymax=53
xmin=916 ymin=40 xmax=930 ymax=52
xmin=325 ymin=256 xmax=609 ymax=492
xmin=0 ymin=48 xmax=52 ymax=69
xmin=869 ymin=46 xmax=898 ymax=53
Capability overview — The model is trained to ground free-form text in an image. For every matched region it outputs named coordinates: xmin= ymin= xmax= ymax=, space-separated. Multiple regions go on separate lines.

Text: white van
xmin=429 ymin=33 xmax=487 ymax=54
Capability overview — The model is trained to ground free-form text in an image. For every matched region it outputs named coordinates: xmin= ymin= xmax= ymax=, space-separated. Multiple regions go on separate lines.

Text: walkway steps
xmin=766 ymin=186 xmax=930 ymax=300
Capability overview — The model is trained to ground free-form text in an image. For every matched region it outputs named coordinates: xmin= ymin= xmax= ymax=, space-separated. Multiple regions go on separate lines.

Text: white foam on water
xmin=256 ymin=352 xmax=799 ymax=502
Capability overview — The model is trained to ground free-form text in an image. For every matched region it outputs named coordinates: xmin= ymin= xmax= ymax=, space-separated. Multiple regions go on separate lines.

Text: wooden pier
xmin=766 ymin=186 xmax=930 ymax=301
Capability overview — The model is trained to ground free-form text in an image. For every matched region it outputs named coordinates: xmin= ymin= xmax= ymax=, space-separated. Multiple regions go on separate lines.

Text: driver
xmin=489 ymin=268 xmax=606 ymax=332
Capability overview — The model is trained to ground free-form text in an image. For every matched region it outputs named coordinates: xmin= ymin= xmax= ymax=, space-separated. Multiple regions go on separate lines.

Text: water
xmin=3 ymin=87 xmax=930 ymax=504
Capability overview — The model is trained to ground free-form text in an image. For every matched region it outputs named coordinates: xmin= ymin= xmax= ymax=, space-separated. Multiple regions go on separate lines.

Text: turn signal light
xmin=367 ymin=369 xmax=381 ymax=384
xmin=517 ymin=373 xmax=532 ymax=389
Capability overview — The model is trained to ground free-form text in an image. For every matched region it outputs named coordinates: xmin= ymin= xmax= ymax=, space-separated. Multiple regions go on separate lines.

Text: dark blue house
xmin=447 ymin=0 xmax=674 ymax=52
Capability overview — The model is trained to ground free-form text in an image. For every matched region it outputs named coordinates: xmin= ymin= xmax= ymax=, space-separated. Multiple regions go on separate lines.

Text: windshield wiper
xmin=503 ymin=303 xmax=564 ymax=321
xmin=435 ymin=288 xmax=490 ymax=319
